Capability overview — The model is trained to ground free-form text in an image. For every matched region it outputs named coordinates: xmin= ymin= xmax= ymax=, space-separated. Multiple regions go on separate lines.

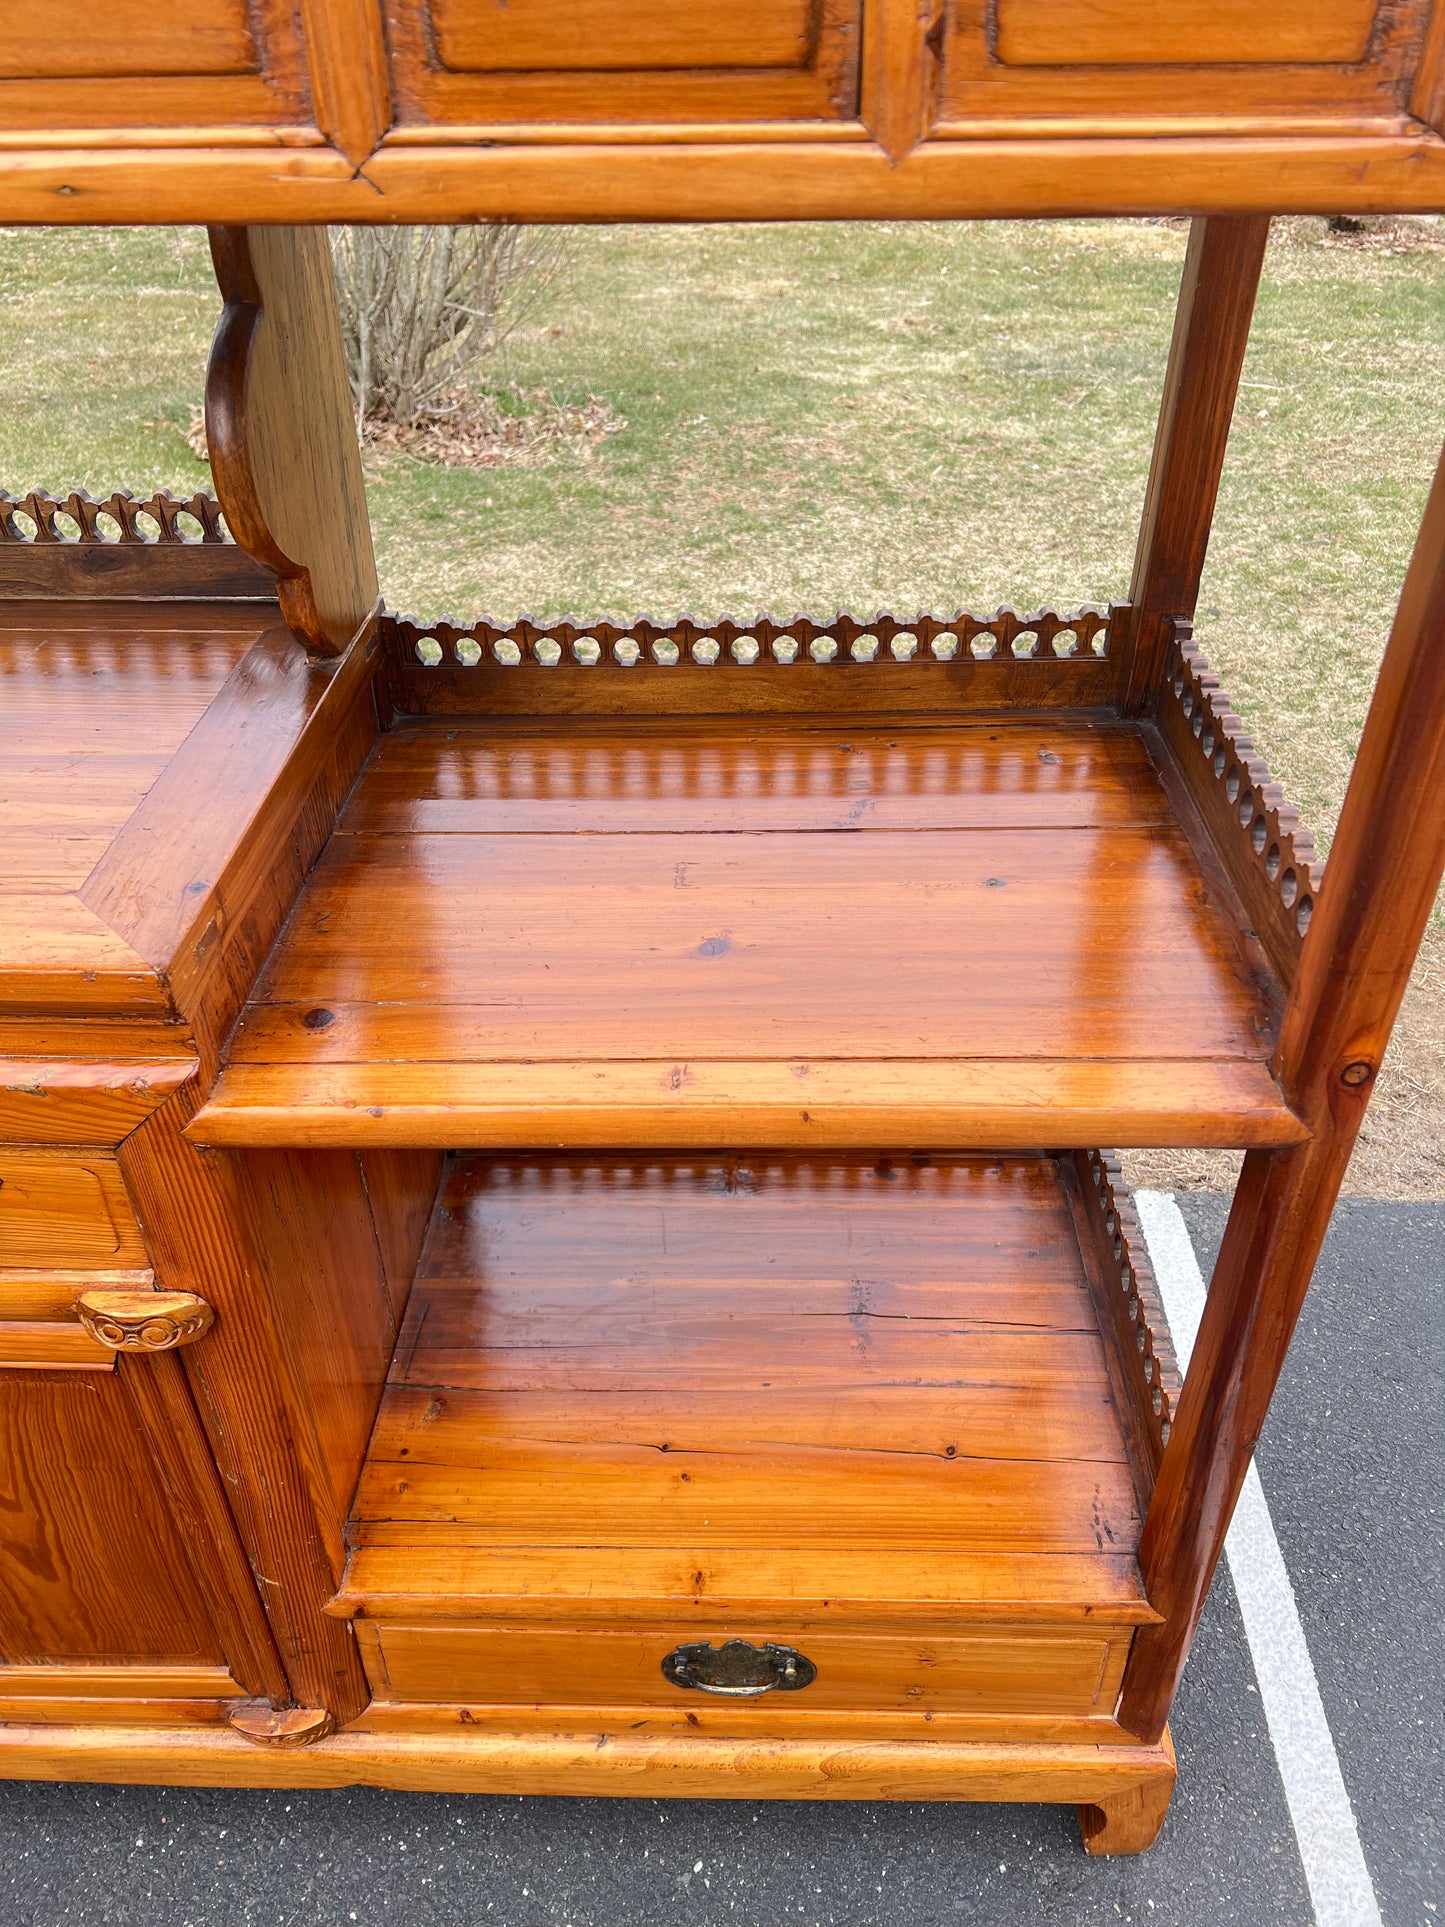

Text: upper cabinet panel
xmin=0 ymin=0 xmax=311 ymax=131
xmin=385 ymin=0 xmax=863 ymax=125
xmin=938 ymin=0 xmax=1433 ymax=130
xmin=993 ymin=0 xmax=1377 ymax=69
xmin=0 ymin=0 xmax=255 ymax=79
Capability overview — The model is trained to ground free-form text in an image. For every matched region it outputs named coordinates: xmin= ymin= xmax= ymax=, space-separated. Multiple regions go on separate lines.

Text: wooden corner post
xmin=205 ymin=226 xmax=379 ymax=657
xmin=1123 ymin=216 xmax=1271 ymax=712
xmin=1121 ymin=427 xmax=1445 ymax=1743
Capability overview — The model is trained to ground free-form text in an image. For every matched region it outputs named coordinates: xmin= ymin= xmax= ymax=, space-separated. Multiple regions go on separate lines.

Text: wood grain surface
xmin=345 ymin=1156 xmax=1149 ymax=1653
xmin=0 ymin=1368 xmax=232 ymax=1668
xmin=1122 ymin=423 xmax=1445 ymax=1743
xmin=0 ymin=1719 xmax=1177 ymax=1829
xmin=360 ymin=1620 xmax=1130 ymax=1715
xmin=6 ymin=127 xmax=1445 ymax=227
xmin=204 ymin=713 xmax=1295 ymax=1150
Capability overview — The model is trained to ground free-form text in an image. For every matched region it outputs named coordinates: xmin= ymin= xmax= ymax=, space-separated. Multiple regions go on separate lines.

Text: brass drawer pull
xmin=662 ymin=1639 xmax=816 ymax=1697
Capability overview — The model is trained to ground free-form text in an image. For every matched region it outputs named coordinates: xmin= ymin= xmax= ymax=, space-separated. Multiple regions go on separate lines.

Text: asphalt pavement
xmin=2 ymin=1195 xmax=1440 ymax=1927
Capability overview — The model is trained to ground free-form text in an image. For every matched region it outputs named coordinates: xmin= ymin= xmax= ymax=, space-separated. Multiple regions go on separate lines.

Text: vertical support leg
xmin=1123 ymin=215 xmax=1271 ymax=710
xmin=1121 ymin=432 xmax=1445 ymax=1743
xmin=206 ymin=225 xmax=378 ymax=656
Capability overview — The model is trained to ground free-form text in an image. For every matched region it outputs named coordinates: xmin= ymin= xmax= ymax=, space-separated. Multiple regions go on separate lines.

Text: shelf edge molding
xmin=188 ymin=1058 xmax=1310 ymax=1152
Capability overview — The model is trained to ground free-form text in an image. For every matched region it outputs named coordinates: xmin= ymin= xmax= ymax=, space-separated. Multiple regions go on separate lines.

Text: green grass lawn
xmin=3 ymin=217 xmax=1443 ymax=857
xmin=2 ymin=214 xmax=1442 ymax=1193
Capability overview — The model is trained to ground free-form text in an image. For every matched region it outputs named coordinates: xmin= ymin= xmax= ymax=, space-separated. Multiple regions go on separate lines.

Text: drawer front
xmin=359 ymin=1622 xmax=1129 ymax=1717
xmin=0 ymin=1152 xmax=146 ymax=1270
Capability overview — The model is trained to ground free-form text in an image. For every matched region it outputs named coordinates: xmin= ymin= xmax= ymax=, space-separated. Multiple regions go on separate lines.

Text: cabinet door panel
xmin=0 ymin=1371 xmax=228 ymax=1670
xmin=386 ymin=0 xmax=862 ymax=126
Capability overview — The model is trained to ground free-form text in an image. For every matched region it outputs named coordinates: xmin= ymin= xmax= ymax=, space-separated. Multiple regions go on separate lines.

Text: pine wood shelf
xmin=194 ymin=710 xmax=1305 ymax=1152
xmin=331 ymin=1152 xmax=1169 ymax=1737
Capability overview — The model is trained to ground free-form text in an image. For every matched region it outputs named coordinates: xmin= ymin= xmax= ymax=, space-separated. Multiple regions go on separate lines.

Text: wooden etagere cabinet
xmin=2 ymin=92 xmax=1444 ymax=1853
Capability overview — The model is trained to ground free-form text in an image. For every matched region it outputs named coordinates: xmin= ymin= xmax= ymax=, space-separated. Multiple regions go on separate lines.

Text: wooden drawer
xmin=357 ymin=1622 xmax=1130 ymax=1717
xmin=0 ymin=1152 xmax=146 ymax=1270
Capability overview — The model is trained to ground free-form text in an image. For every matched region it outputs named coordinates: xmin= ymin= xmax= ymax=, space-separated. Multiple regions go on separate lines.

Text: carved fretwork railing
xmin=0 ymin=487 xmax=274 ymax=603
xmin=391 ymin=602 xmax=1119 ymax=670
xmin=1157 ymin=619 xmax=1324 ymax=978
xmin=1077 ymin=1152 xmax=1181 ymax=1476
xmin=0 ymin=487 xmax=232 ymax=546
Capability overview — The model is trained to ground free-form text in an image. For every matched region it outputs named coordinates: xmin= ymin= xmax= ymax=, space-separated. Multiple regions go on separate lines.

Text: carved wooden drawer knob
xmin=76 ymin=1289 xmax=214 ymax=1352
xmin=228 ymin=1703 xmax=335 ymax=1748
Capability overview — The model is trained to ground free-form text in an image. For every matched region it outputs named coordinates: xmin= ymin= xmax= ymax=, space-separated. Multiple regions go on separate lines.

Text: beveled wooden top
xmin=195 ymin=713 xmax=1306 ymax=1150
xmin=0 ymin=604 xmax=259 ymax=1018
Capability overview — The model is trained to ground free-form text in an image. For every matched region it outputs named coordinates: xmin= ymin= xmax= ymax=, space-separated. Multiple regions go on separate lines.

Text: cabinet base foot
xmin=1077 ymin=1731 xmax=1176 ymax=1855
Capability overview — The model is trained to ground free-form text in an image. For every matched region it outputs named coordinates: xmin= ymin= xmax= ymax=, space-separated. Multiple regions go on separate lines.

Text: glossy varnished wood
xmin=343 ymin=1157 xmax=1152 ymax=1645
xmin=0 ymin=605 xmax=259 ymax=1020
xmin=1123 ymin=217 xmax=1271 ymax=710
xmin=2 ymin=0 xmax=1444 ymax=228
xmin=198 ymin=714 xmax=1298 ymax=1151
xmin=0 ymin=1366 xmax=235 ymax=1670
xmin=0 ymin=1717 xmax=1175 ymax=1840
xmin=0 ymin=606 xmax=260 ymax=895
xmin=120 ymin=1085 xmax=441 ymax=1721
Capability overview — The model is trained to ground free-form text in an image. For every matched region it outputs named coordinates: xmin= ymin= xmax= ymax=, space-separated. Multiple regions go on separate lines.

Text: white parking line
xmin=1135 ymin=1192 xmax=1383 ymax=1927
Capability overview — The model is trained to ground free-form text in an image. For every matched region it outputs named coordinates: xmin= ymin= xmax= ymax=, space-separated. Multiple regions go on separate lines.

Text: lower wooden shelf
xmin=331 ymin=1152 xmax=1169 ymax=1750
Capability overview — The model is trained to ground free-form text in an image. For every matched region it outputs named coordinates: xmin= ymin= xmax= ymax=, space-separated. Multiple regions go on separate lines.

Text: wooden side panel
xmin=0 ymin=1370 xmax=230 ymax=1670
xmin=120 ymin=1093 xmax=438 ymax=1720
xmin=206 ymin=227 xmax=379 ymax=658
xmin=384 ymin=0 xmax=863 ymax=125
xmin=80 ymin=617 xmax=381 ymax=1080
xmin=221 ymin=1147 xmax=426 ymax=1534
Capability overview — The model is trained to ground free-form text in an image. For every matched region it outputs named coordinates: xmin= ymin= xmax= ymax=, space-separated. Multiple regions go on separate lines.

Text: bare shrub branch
xmin=328 ymin=225 xmax=567 ymax=432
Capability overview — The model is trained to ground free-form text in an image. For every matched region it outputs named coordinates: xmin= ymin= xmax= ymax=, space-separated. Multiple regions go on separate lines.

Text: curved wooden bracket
xmin=228 ymin=1702 xmax=337 ymax=1748
xmin=76 ymin=1289 xmax=215 ymax=1352
xmin=206 ymin=226 xmax=378 ymax=658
